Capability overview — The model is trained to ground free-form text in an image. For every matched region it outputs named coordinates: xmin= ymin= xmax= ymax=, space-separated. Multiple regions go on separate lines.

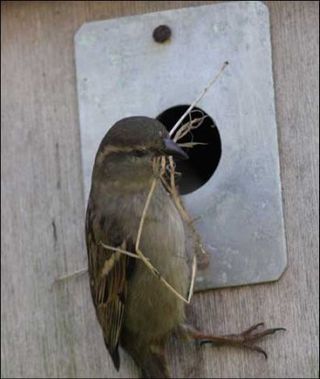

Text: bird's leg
xmin=179 ymin=323 xmax=286 ymax=359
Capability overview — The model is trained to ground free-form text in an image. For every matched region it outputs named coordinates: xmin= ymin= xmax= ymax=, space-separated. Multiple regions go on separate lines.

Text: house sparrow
xmin=85 ymin=116 xmax=285 ymax=378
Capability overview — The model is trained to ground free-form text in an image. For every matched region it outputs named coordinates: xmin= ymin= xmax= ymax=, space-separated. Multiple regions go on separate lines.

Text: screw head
xmin=153 ymin=25 xmax=171 ymax=43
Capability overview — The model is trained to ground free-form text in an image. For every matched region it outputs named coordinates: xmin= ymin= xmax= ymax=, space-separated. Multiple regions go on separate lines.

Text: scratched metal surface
xmin=75 ymin=1 xmax=287 ymax=290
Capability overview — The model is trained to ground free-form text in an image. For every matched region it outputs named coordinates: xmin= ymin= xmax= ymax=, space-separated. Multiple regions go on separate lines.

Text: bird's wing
xmin=85 ymin=201 xmax=136 ymax=371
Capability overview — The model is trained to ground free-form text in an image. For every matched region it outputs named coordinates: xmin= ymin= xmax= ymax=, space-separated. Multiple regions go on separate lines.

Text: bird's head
xmin=92 ymin=116 xmax=188 ymax=189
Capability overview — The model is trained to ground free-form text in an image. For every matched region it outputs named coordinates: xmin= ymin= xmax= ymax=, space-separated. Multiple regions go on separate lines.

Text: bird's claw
xmin=196 ymin=322 xmax=286 ymax=359
xmin=239 ymin=323 xmax=286 ymax=359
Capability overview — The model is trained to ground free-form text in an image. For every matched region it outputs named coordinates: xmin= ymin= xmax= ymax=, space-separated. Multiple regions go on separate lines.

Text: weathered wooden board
xmin=1 ymin=1 xmax=319 ymax=378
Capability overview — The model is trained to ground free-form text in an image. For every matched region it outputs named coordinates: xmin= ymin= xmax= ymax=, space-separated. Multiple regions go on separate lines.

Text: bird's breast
xmin=122 ymin=184 xmax=190 ymax=340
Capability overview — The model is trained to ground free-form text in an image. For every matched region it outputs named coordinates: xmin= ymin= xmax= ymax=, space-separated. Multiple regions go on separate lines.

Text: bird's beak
xmin=163 ymin=138 xmax=189 ymax=160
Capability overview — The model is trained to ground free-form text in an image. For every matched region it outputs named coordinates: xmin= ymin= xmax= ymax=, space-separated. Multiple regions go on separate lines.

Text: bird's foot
xmin=181 ymin=322 xmax=286 ymax=359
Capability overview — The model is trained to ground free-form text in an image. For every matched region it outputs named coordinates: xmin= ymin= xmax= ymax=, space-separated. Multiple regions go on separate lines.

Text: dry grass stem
xmin=134 ymin=178 xmax=193 ymax=304
xmin=187 ymin=255 xmax=197 ymax=303
xmin=163 ymin=123 xmax=210 ymax=261
xmin=168 ymin=156 xmax=192 ymax=223
xmin=178 ymin=142 xmax=208 ymax=148
xmin=169 ymin=61 xmax=229 ymax=138
xmin=173 ymin=115 xmax=207 ymax=142
xmin=135 ymin=178 xmax=157 ymax=250
xmin=99 ymin=242 xmax=142 ymax=259
xmin=165 ymin=156 xmax=208 ymax=259
xmin=53 ymin=267 xmax=88 ymax=284
xmin=54 ymin=244 xmax=141 ymax=283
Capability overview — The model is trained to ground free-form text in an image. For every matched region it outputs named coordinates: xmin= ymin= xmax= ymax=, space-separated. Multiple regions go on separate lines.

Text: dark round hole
xmin=156 ymin=105 xmax=222 ymax=195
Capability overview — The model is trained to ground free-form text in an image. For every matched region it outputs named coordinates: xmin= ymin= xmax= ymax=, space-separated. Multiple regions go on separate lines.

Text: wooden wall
xmin=1 ymin=1 xmax=319 ymax=378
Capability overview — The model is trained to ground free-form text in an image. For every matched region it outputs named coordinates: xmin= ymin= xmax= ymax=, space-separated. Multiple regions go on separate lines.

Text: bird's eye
xmin=133 ymin=150 xmax=148 ymax=157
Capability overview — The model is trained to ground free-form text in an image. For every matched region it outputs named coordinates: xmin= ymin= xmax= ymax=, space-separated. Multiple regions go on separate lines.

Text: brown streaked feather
xmin=85 ymin=200 xmax=136 ymax=370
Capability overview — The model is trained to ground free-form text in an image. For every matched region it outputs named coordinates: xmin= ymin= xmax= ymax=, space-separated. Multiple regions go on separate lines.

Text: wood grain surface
xmin=1 ymin=1 xmax=319 ymax=378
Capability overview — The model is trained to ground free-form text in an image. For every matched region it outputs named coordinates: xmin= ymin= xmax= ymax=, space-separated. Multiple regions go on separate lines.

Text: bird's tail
xmin=140 ymin=348 xmax=170 ymax=378
xmin=122 ymin=332 xmax=170 ymax=379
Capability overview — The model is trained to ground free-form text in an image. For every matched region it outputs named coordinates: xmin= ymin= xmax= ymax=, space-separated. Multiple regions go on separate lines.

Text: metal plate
xmin=75 ymin=1 xmax=287 ymax=290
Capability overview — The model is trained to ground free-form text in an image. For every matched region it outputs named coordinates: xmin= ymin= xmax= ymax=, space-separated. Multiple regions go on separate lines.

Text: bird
xmin=85 ymin=116 xmax=285 ymax=378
